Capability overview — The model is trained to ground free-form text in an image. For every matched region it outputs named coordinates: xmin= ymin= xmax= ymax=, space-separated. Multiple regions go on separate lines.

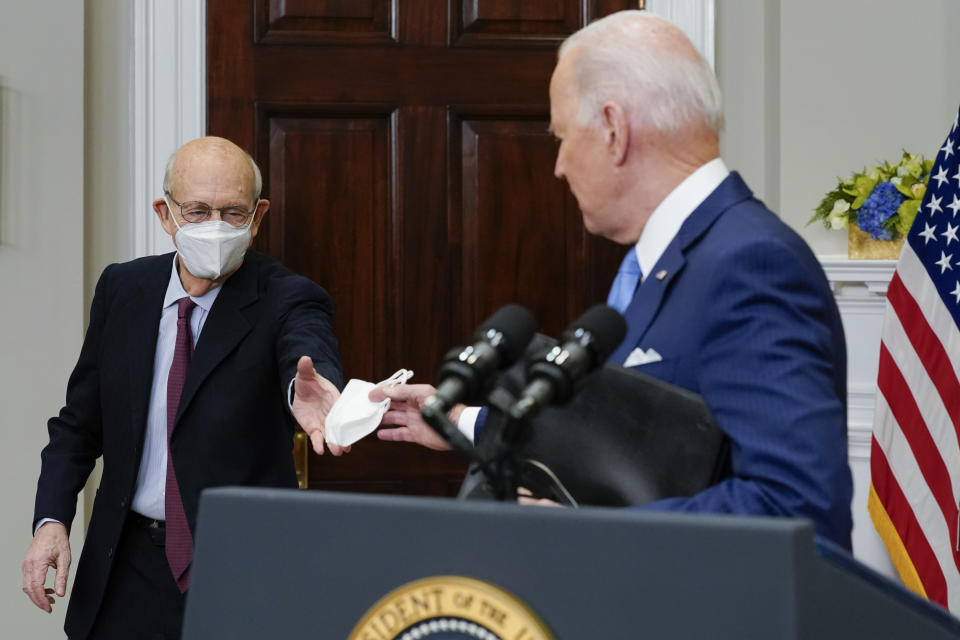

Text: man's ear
xmin=601 ymin=102 xmax=630 ymax=166
xmin=249 ymin=199 xmax=270 ymax=239
xmin=153 ymin=197 xmax=178 ymax=237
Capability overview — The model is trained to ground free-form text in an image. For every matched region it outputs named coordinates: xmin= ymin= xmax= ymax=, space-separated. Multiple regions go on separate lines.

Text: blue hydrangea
xmin=856 ymin=181 xmax=903 ymax=240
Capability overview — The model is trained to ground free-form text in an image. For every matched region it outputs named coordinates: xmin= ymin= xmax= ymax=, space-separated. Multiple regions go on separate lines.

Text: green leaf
xmin=896 ymin=199 xmax=921 ymax=235
xmin=903 ymin=156 xmax=923 ymax=179
xmin=854 ymin=175 xmax=879 ymax=197
xmin=810 ymin=189 xmax=851 ymax=228
xmin=894 ymin=177 xmax=917 ymax=198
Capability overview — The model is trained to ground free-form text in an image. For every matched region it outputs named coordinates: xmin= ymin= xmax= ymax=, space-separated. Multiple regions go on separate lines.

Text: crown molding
xmin=820 ymin=255 xmax=896 ymax=298
xmin=132 ymin=0 xmax=206 ymax=258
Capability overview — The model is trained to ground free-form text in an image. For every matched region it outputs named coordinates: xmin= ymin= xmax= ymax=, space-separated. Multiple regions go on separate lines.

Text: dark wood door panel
xmin=255 ymin=0 xmax=398 ymax=45
xmin=452 ymin=0 xmax=580 ymax=47
xmin=255 ymin=105 xmax=400 ymax=381
xmin=208 ymin=0 xmax=632 ymax=497
xmin=253 ymin=47 xmax=557 ymax=105
xmin=397 ymin=105 xmax=463 ymax=381
xmin=451 ymin=0 xmax=638 ymax=47
xmin=453 ymin=113 xmax=584 ymax=337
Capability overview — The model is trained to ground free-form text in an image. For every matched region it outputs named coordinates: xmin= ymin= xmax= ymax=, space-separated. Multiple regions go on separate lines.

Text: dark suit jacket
xmin=33 ymin=250 xmax=342 ymax=639
xmin=610 ymin=172 xmax=853 ymax=549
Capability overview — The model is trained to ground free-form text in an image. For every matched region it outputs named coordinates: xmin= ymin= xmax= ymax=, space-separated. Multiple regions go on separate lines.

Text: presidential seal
xmin=347 ymin=576 xmax=554 ymax=640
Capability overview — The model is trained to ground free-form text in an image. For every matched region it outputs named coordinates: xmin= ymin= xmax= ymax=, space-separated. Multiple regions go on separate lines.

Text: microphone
xmin=422 ymin=305 xmax=537 ymax=451
xmin=509 ymin=304 xmax=626 ymax=423
xmin=425 ymin=304 xmax=537 ymax=414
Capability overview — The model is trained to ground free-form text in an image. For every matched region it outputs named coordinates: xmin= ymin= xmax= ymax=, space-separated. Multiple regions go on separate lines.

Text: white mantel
xmin=820 ymin=256 xmax=897 ymax=579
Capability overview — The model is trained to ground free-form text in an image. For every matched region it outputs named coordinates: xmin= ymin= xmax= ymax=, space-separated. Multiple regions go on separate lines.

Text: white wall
xmin=717 ymin=0 xmax=960 ymax=581
xmin=780 ymin=0 xmax=960 ymax=255
xmin=86 ymin=1 xmax=136 ymax=289
xmin=716 ymin=0 xmax=780 ymax=206
xmin=719 ymin=0 xmax=960 ymax=255
xmin=0 ymin=1 xmax=86 ymax=637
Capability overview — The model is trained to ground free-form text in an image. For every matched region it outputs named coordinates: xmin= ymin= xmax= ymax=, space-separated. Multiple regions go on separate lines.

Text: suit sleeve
xmin=32 ymin=266 xmax=111 ymax=534
xmin=636 ymin=239 xmax=853 ymax=548
xmin=274 ymin=274 xmax=344 ymax=402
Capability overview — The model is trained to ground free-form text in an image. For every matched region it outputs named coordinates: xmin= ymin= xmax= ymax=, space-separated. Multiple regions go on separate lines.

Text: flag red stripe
xmin=871 ymin=437 xmax=949 ymax=606
xmin=887 ymin=273 xmax=960 ymax=443
xmin=878 ymin=343 xmax=960 ymax=572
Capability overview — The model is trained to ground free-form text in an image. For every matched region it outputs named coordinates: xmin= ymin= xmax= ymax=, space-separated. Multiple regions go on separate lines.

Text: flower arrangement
xmin=811 ymin=151 xmax=934 ymax=240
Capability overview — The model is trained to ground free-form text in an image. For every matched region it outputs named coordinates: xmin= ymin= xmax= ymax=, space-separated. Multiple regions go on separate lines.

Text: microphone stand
xmin=420 ymin=402 xmax=500 ymax=487
xmin=444 ymin=386 xmax=577 ymax=506
xmin=420 ymin=387 xmax=521 ymax=501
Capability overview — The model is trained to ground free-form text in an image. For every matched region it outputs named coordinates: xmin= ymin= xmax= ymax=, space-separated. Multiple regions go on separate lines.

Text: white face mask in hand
xmin=325 ymin=369 xmax=414 ymax=448
xmin=168 ymin=198 xmax=252 ymax=280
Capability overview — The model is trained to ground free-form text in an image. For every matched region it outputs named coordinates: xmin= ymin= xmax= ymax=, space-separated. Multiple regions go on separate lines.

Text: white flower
xmin=828 ymin=199 xmax=850 ymax=230
xmin=830 ymin=200 xmax=850 ymax=214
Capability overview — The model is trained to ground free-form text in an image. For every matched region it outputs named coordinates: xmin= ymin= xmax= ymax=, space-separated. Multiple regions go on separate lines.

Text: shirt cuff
xmin=287 ymin=376 xmax=296 ymax=414
xmin=457 ymin=406 xmax=481 ymax=443
xmin=34 ymin=518 xmax=63 ymax=537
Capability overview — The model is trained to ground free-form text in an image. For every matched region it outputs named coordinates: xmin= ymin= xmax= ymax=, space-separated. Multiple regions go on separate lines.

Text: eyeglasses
xmin=165 ymin=192 xmax=258 ymax=228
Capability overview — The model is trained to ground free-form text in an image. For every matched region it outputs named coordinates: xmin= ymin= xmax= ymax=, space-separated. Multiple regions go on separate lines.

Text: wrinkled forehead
xmin=170 ymin=146 xmax=255 ymax=201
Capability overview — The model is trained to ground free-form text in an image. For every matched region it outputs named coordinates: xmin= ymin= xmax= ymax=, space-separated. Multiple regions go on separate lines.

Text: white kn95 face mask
xmin=168 ymin=198 xmax=252 ymax=280
xmin=324 ymin=369 xmax=414 ymax=448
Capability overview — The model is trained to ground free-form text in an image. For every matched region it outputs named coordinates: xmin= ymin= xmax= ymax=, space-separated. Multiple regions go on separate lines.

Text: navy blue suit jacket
xmin=610 ymin=172 xmax=852 ymax=549
xmin=33 ymin=250 xmax=342 ymax=639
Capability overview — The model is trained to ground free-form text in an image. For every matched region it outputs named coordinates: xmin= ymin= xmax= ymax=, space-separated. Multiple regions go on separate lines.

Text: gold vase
xmin=847 ymin=225 xmax=905 ymax=260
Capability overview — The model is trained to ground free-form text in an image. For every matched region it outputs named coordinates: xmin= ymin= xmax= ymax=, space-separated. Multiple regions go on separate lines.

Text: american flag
xmin=870 ymin=106 xmax=960 ymax=612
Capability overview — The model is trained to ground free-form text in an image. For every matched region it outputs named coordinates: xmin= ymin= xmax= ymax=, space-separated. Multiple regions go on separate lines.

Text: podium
xmin=182 ymin=488 xmax=960 ymax=639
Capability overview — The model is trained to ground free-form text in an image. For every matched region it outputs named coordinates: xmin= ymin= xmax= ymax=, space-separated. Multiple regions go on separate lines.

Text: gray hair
xmin=558 ymin=11 xmax=724 ymax=135
xmin=162 ymin=146 xmax=263 ymax=201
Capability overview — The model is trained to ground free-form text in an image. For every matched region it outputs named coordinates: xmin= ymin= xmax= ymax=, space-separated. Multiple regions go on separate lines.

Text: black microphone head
xmin=473 ymin=304 xmax=537 ymax=364
xmin=562 ymin=304 xmax=627 ymax=363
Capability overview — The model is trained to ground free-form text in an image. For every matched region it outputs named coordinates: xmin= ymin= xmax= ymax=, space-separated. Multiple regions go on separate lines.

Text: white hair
xmin=162 ymin=146 xmax=263 ymax=200
xmin=558 ymin=11 xmax=724 ymax=135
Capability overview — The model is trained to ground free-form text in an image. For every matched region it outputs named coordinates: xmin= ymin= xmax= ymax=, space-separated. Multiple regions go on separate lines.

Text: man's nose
xmin=553 ymin=153 xmax=564 ymax=179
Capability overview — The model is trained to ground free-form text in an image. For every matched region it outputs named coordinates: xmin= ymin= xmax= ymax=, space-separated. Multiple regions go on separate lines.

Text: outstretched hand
xmin=371 ymin=384 xmax=457 ymax=451
xmin=22 ymin=522 xmax=70 ymax=613
xmin=292 ymin=355 xmax=348 ymax=455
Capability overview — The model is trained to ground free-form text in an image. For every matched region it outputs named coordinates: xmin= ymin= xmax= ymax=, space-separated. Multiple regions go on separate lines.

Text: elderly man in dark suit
xmin=374 ymin=11 xmax=853 ymax=549
xmin=22 ymin=136 xmax=345 ymax=639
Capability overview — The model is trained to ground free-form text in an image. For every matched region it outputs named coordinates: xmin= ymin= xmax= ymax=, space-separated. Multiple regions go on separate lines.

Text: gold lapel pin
xmin=655 ymin=270 xmax=668 ymax=281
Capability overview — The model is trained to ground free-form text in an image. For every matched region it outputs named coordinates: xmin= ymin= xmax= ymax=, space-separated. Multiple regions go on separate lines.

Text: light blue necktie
xmin=606 ymin=249 xmax=642 ymax=313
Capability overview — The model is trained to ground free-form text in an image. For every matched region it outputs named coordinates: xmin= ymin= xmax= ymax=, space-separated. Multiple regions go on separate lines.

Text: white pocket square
xmin=623 ymin=347 xmax=663 ymax=367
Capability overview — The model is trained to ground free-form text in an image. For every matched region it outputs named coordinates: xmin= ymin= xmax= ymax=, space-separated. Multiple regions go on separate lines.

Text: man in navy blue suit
xmin=374 ymin=11 xmax=853 ymax=549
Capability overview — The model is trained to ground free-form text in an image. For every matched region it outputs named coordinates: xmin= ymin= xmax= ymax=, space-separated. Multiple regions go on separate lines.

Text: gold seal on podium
xmin=347 ymin=576 xmax=555 ymax=640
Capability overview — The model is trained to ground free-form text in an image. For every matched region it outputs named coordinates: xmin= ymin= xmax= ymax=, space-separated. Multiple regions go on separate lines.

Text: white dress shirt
xmin=630 ymin=157 xmax=730 ymax=279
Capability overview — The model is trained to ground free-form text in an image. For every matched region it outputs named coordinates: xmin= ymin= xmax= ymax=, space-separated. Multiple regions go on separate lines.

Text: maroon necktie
xmin=166 ymin=297 xmax=196 ymax=592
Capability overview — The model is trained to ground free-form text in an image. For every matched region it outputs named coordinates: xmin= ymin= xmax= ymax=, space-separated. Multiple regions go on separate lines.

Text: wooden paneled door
xmin=207 ymin=0 xmax=631 ymax=495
